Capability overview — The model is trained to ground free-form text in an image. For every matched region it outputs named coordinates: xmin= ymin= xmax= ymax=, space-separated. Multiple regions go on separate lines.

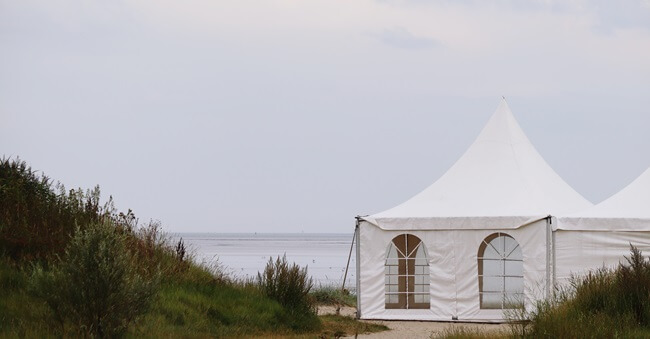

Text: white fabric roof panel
xmin=558 ymin=168 xmax=650 ymax=230
xmin=365 ymin=99 xmax=593 ymax=230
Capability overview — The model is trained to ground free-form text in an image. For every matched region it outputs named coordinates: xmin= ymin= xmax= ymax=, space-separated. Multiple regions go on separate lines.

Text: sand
xmin=318 ymin=306 xmax=510 ymax=339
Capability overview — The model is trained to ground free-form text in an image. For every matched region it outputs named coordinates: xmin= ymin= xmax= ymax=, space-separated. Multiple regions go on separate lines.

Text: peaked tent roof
xmin=559 ymin=168 xmax=650 ymax=231
xmin=363 ymin=99 xmax=593 ymax=230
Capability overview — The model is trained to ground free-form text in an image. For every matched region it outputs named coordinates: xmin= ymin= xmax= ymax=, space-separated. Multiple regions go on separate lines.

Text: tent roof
xmin=558 ymin=168 xmax=650 ymax=231
xmin=364 ymin=99 xmax=593 ymax=230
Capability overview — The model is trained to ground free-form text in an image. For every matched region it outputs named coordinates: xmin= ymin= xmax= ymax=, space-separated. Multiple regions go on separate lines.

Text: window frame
xmin=385 ymin=234 xmax=430 ymax=309
xmin=477 ymin=232 xmax=524 ymax=309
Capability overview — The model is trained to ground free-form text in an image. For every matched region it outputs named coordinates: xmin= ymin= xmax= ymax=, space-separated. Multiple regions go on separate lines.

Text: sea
xmin=170 ymin=233 xmax=357 ymax=290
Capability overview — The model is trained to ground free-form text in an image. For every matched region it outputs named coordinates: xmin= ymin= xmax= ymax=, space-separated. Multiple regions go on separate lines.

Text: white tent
xmin=355 ymin=99 xmax=592 ymax=322
xmin=555 ymin=168 xmax=650 ymax=284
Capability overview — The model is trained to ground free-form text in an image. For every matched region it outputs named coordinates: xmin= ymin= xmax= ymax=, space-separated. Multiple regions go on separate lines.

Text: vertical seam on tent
xmin=506 ymin=132 xmax=537 ymax=206
xmin=503 ymin=111 xmax=543 ymax=208
xmin=453 ymin=234 xmax=458 ymax=319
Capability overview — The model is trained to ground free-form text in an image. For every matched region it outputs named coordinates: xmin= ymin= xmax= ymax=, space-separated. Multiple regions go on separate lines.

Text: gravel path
xmin=318 ymin=306 xmax=509 ymax=338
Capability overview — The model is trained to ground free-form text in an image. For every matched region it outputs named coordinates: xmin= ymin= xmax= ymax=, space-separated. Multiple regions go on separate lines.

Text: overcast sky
xmin=1 ymin=0 xmax=649 ymax=233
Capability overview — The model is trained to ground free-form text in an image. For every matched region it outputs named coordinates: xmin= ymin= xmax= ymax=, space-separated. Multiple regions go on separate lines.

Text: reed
xmin=523 ymin=246 xmax=650 ymax=338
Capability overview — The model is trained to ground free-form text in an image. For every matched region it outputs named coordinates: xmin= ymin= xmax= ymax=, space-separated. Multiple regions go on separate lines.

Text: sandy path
xmin=318 ymin=306 xmax=509 ymax=339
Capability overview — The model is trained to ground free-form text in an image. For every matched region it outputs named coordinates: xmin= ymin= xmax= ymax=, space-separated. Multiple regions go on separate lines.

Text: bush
xmin=258 ymin=255 xmax=316 ymax=315
xmin=29 ymin=220 xmax=159 ymax=338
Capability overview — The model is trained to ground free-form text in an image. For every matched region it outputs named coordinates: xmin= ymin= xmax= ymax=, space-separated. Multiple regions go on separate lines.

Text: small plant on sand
xmin=29 ymin=220 xmax=159 ymax=338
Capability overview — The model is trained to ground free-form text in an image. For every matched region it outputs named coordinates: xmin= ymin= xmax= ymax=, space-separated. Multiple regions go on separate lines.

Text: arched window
xmin=385 ymin=234 xmax=430 ymax=309
xmin=478 ymin=233 xmax=524 ymax=309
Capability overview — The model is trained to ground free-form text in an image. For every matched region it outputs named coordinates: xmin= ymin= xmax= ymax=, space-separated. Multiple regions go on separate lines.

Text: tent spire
xmin=368 ymin=97 xmax=592 ymax=224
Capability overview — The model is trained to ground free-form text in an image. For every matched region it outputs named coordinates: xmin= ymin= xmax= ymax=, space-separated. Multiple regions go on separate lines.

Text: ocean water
xmin=171 ymin=233 xmax=357 ymax=289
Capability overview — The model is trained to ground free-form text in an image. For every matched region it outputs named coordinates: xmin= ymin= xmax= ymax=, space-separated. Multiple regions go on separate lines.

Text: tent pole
xmin=552 ymin=219 xmax=557 ymax=296
xmin=341 ymin=224 xmax=357 ymax=293
xmin=355 ymin=217 xmax=361 ymax=319
xmin=545 ymin=215 xmax=552 ymax=300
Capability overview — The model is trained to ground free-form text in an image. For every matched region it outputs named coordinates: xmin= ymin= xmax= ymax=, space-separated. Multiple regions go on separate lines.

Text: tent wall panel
xmin=358 ymin=219 xmax=549 ymax=322
xmin=554 ymin=230 xmax=650 ymax=285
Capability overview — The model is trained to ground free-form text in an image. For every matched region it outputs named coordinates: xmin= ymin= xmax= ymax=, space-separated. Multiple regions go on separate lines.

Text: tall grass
xmin=0 ymin=158 xmax=107 ymax=261
xmin=436 ymin=325 xmax=508 ymax=339
xmin=257 ymin=255 xmax=320 ymax=331
xmin=523 ymin=246 xmax=650 ymax=338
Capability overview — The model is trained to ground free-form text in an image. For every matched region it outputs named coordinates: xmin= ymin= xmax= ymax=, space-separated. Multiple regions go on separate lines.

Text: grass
xmin=0 ymin=157 xmax=386 ymax=338
xmin=1 ymin=256 xmax=381 ymax=338
xmin=310 ymin=285 xmax=356 ymax=307
xmin=319 ymin=314 xmax=388 ymax=338
xmin=132 ymin=281 xmax=295 ymax=337
xmin=520 ymin=246 xmax=650 ymax=338
xmin=0 ymin=259 xmax=58 ymax=338
xmin=1 ymin=257 xmax=381 ymax=338
xmin=134 ymin=281 xmax=385 ymax=338
xmin=436 ymin=326 xmax=508 ymax=339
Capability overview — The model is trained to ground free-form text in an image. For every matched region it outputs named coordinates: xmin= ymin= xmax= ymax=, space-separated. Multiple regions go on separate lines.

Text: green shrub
xmin=258 ymin=255 xmax=315 ymax=315
xmin=524 ymin=245 xmax=650 ymax=338
xmin=29 ymin=220 xmax=159 ymax=338
xmin=615 ymin=245 xmax=650 ymax=325
xmin=311 ymin=285 xmax=356 ymax=306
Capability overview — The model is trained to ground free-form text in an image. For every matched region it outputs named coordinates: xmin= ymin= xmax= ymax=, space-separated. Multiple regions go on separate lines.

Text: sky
xmin=1 ymin=0 xmax=649 ymax=233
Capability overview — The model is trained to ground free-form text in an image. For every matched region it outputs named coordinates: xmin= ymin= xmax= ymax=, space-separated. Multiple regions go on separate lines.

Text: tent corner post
xmin=551 ymin=218 xmax=557 ymax=297
xmin=355 ymin=216 xmax=361 ymax=319
xmin=545 ymin=215 xmax=553 ymax=300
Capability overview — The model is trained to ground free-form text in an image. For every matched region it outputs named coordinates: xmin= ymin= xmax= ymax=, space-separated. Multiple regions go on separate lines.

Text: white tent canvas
xmin=555 ymin=168 xmax=650 ymax=284
xmin=356 ymin=99 xmax=592 ymax=322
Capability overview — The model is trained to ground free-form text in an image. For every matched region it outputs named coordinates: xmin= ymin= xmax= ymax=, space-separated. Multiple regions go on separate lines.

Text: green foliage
xmin=319 ymin=314 xmax=388 ymax=338
xmin=524 ymin=245 xmax=650 ymax=338
xmin=616 ymin=246 xmax=650 ymax=324
xmin=311 ymin=285 xmax=356 ymax=306
xmin=0 ymin=157 xmax=383 ymax=337
xmin=437 ymin=325 xmax=507 ymax=339
xmin=257 ymin=255 xmax=320 ymax=331
xmin=0 ymin=258 xmax=52 ymax=336
xmin=0 ymin=157 xmax=110 ymax=261
xmin=29 ymin=220 xmax=159 ymax=338
xmin=133 ymin=280 xmax=291 ymax=337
